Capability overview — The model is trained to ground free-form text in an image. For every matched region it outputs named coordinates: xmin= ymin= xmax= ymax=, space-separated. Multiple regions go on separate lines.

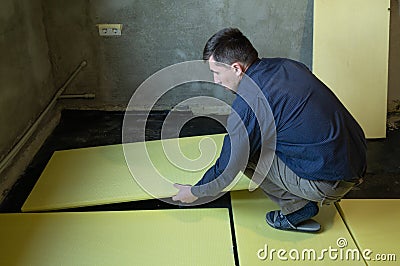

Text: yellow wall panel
xmin=313 ymin=0 xmax=390 ymax=138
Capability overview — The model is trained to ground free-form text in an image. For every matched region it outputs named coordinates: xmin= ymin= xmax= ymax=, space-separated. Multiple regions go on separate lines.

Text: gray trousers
xmin=247 ymin=156 xmax=357 ymax=215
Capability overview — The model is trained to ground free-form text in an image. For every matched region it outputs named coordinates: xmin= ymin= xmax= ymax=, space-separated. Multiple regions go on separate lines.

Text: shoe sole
xmin=266 ymin=212 xmax=321 ymax=233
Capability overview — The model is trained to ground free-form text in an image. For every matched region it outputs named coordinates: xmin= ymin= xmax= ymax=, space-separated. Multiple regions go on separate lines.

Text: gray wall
xmin=42 ymin=0 xmax=314 ymax=109
xmin=0 ymin=0 xmax=54 ymax=162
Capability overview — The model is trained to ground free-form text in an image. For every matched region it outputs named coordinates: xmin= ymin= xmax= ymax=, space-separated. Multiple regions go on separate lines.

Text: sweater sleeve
xmin=191 ymin=96 xmax=264 ymax=197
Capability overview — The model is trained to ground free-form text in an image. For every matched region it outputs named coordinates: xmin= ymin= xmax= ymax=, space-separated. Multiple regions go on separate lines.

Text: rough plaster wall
xmin=41 ymin=0 xmax=98 ymax=99
xmin=0 ymin=0 xmax=54 ymax=164
xmin=43 ymin=0 xmax=313 ymax=109
xmin=221 ymin=0 xmax=313 ymax=67
xmin=388 ymin=0 xmax=400 ymax=111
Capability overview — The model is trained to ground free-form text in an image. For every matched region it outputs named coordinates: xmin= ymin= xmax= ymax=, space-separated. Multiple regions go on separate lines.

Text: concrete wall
xmin=41 ymin=0 xmax=98 ymax=101
xmin=42 ymin=0 xmax=314 ymax=109
xmin=0 ymin=0 xmax=55 ymax=164
xmin=388 ymin=0 xmax=400 ymax=112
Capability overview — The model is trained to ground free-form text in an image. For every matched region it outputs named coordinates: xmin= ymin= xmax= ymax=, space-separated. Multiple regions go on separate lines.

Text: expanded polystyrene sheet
xmin=0 ymin=209 xmax=235 ymax=266
xmin=231 ymin=190 xmax=364 ymax=265
xmin=22 ymin=134 xmax=250 ymax=212
xmin=337 ymin=199 xmax=399 ymax=265
xmin=313 ymin=0 xmax=390 ymax=138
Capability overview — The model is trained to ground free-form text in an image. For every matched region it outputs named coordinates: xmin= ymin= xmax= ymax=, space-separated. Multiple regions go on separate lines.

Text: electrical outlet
xmin=97 ymin=24 xmax=122 ymax=36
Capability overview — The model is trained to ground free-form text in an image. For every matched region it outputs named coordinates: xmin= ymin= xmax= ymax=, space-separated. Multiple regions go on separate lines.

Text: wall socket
xmin=97 ymin=24 xmax=122 ymax=36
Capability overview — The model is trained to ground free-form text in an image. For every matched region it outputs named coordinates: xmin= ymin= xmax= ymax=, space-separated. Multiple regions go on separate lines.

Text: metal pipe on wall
xmin=59 ymin=93 xmax=95 ymax=99
xmin=0 ymin=60 xmax=87 ymax=176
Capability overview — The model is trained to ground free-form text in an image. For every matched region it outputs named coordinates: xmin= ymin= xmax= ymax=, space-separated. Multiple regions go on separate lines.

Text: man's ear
xmin=231 ymin=62 xmax=246 ymax=76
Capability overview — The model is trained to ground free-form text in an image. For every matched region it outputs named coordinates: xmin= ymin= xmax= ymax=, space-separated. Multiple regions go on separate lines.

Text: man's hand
xmin=172 ymin=184 xmax=199 ymax=204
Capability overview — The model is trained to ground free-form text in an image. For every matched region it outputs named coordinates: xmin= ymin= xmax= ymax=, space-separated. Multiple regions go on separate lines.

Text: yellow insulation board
xmin=22 ymin=134 xmax=250 ymax=212
xmin=230 ymin=190 xmax=364 ymax=265
xmin=0 ymin=209 xmax=235 ymax=266
xmin=313 ymin=0 xmax=390 ymax=138
xmin=337 ymin=199 xmax=399 ymax=265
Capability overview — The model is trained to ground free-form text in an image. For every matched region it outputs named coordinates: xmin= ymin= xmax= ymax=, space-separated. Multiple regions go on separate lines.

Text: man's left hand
xmin=172 ymin=184 xmax=199 ymax=204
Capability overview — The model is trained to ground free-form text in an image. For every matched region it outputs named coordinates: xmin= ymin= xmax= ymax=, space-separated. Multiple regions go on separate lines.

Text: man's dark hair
xmin=203 ymin=28 xmax=258 ymax=66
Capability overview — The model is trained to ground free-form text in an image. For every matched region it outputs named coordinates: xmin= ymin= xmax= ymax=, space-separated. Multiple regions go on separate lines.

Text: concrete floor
xmin=1 ymin=110 xmax=399 ymax=213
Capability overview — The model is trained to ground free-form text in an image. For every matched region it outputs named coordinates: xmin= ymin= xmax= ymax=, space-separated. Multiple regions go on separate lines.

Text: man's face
xmin=208 ymin=55 xmax=241 ymax=92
